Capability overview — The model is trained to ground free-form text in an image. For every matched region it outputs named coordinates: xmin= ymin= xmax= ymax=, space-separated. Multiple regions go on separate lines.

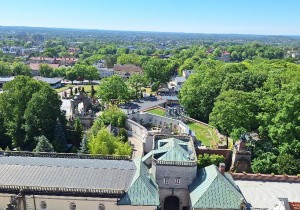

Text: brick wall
xmin=195 ymin=148 xmax=232 ymax=170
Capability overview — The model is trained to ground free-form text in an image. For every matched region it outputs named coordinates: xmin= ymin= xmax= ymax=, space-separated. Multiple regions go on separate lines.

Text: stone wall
xmin=159 ymin=188 xmax=190 ymax=210
xmin=231 ymin=149 xmax=251 ymax=173
xmin=195 ymin=148 xmax=233 ymax=170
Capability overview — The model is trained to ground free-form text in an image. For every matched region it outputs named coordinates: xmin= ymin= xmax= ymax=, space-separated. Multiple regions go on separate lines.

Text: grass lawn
xmin=83 ymin=85 xmax=99 ymax=92
xmin=146 ymin=108 xmax=165 ymax=116
xmin=55 ymin=84 xmax=75 ymax=93
xmin=186 ymin=122 xmax=220 ymax=147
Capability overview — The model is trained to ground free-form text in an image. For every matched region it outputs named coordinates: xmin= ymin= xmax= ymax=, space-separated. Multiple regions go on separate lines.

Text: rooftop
xmin=234 ymin=180 xmax=300 ymax=209
xmin=29 ymin=63 xmax=59 ymax=71
xmin=113 ymin=64 xmax=143 ymax=72
xmin=189 ymin=165 xmax=244 ymax=209
xmin=0 ymin=154 xmax=136 ymax=195
xmin=0 ymin=76 xmax=14 ymax=82
xmin=33 ymin=76 xmax=63 ymax=84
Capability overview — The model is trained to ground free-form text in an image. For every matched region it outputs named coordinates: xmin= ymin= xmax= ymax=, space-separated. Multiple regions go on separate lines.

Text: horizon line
xmin=1 ymin=25 xmax=300 ymax=37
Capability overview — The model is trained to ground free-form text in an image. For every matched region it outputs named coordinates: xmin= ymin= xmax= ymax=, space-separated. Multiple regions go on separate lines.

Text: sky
xmin=0 ymin=0 xmax=299 ymax=35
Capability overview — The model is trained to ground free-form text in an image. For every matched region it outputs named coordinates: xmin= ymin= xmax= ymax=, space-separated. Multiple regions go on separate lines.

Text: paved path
xmin=128 ymin=136 xmax=144 ymax=158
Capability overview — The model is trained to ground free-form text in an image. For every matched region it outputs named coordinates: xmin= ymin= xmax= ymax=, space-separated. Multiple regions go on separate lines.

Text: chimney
xmin=219 ymin=163 xmax=225 ymax=175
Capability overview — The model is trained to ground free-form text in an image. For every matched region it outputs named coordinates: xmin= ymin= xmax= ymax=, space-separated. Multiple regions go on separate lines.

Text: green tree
xmin=0 ymin=61 xmax=11 ymax=76
xmin=127 ymin=74 xmax=146 ymax=99
xmin=39 ymin=63 xmax=53 ymax=77
xmin=251 ymin=152 xmax=278 ymax=174
xmin=78 ymin=134 xmax=88 ymax=154
xmin=12 ymin=62 xmax=32 ymax=76
xmin=117 ymin=128 xmax=128 ymax=143
xmin=197 ymin=153 xmax=225 ymax=169
xmin=74 ymin=117 xmax=83 ymax=147
xmin=209 ymin=90 xmax=257 ymax=146
xmin=23 ymin=85 xmax=66 ymax=147
xmin=73 ymin=64 xmax=87 ymax=80
xmin=91 ymin=84 xmax=96 ymax=97
xmin=66 ymin=67 xmax=77 ymax=84
xmin=97 ymin=75 xmax=129 ymax=102
xmin=99 ymin=105 xmax=127 ymax=128
xmin=0 ymin=76 xmax=47 ymax=147
xmin=34 ymin=135 xmax=54 ymax=152
xmin=117 ymin=53 xmax=141 ymax=65
xmin=277 ymin=154 xmax=300 ymax=175
xmin=85 ymin=66 xmax=99 ymax=84
xmin=52 ymin=121 xmax=67 ymax=153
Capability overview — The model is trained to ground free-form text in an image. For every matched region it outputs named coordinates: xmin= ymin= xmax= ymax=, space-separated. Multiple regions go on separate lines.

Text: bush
xmin=197 ymin=153 xmax=225 ymax=169
xmin=118 ymin=128 xmax=128 ymax=143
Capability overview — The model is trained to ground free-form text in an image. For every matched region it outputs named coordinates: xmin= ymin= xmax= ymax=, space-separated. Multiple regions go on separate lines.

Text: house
xmin=0 ymin=76 xmax=14 ymax=88
xmin=29 ymin=57 xmax=54 ymax=64
xmin=33 ymin=76 xmax=63 ymax=88
xmin=99 ymin=68 xmax=113 ymax=79
xmin=216 ymin=51 xmax=231 ymax=62
xmin=113 ymin=64 xmax=143 ymax=79
xmin=174 ymin=76 xmax=186 ymax=91
xmin=29 ymin=63 xmax=59 ymax=76
xmin=68 ymin=47 xmax=80 ymax=53
xmin=182 ymin=70 xmax=194 ymax=79
xmin=292 ymin=53 xmax=300 ymax=58
xmin=93 ymin=59 xmax=107 ymax=69
xmin=53 ymin=57 xmax=78 ymax=66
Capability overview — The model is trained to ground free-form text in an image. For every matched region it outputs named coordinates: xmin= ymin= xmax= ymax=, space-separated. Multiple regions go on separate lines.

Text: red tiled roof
xmin=55 ymin=57 xmax=78 ymax=61
xmin=29 ymin=57 xmax=54 ymax=61
xmin=113 ymin=64 xmax=143 ymax=72
xmin=223 ymin=51 xmax=230 ymax=55
xmin=290 ymin=202 xmax=300 ymax=210
xmin=29 ymin=63 xmax=59 ymax=71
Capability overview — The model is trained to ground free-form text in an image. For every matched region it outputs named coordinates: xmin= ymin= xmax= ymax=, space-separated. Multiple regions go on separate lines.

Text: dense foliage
xmin=180 ymin=59 xmax=300 ymax=175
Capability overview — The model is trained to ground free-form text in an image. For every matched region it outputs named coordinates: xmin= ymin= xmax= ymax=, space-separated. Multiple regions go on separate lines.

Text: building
xmin=0 ymin=76 xmax=14 ymax=88
xmin=29 ymin=57 xmax=78 ymax=66
xmin=0 ymin=134 xmax=246 ymax=210
xmin=233 ymin=174 xmax=300 ymax=209
xmin=99 ymin=68 xmax=113 ymax=79
xmin=68 ymin=48 xmax=80 ymax=53
xmin=33 ymin=76 xmax=63 ymax=88
xmin=93 ymin=59 xmax=107 ymax=69
xmin=29 ymin=63 xmax=59 ymax=76
xmin=174 ymin=77 xmax=186 ymax=91
xmin=0 ymin=152 xmax=159 ymax=210
xmin=29 ymin=57 xmax=54 ymax=64
xmin=216 ymin=51 xmax=231 ymax=62
xmin=292 ymin=53 xmax=300 ymax=58
xmin=113 ymin=64 xmax=143 ymax=79
xmin=182 ymin=70 xmax=194 ymax=79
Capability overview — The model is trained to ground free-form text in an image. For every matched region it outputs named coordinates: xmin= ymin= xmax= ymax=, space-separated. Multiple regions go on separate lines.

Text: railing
xmin=152 ymin=158 xmax=197 ymax=167
xmin=1 ymin=151 xmax=130 ymax=160
xmin=0 ymin=184 xmax=124 ymax=195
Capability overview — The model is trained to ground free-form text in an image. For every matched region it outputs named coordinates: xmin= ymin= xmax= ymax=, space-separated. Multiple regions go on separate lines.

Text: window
xmin=164 ymin=178 xmax=170 ymax=185
xmin=175 ymin=178 xmax=180 ymax=185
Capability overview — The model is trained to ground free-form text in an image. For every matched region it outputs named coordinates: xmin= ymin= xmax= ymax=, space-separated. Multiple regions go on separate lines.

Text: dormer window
xmin=175 ymin=178 xmax=180 ymax=185
xmin=164 ymin=178 xmax=170 ymax=185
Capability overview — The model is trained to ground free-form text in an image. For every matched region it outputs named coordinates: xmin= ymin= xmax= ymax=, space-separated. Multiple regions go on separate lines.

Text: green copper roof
xmin=189 ymin=165 xmax=243 ymax=209
xmin=152 ymin=138 xmax=194 ymax=162
xmin=118 ymin=157 xmax=159 ymax=206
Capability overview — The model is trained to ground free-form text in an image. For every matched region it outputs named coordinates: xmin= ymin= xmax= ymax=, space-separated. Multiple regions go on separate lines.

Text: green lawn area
xmin=83 ymin=85 xmax=99 ymax=92
xmin=146 ymin=108 xmax=165 ymax=116
xmin=55 ymin=84 xmax=75 ymax=93
xmin=186 ymin=122 xmax=220 ymax=147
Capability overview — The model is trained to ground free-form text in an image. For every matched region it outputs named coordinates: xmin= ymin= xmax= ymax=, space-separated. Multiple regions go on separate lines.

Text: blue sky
xmin=0 ymin=0 xmax=299 ymax=35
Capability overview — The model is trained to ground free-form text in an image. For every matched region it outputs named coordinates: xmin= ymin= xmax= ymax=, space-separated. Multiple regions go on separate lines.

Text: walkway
xmin=128 ymin=136 xmax=144 ymax=159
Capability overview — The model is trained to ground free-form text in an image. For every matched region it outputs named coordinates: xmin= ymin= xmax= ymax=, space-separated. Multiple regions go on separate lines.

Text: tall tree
xmin=0 ymin=61 xmax=11 ymax=76
xmin=85 ymin=66 xmax=99 ymax=84
xmin=12 ymin=62 xmax=32 ymax=76
xmin=52 ymin=121 xmax=67 ymax=153
xmin=34 ymin=135 xmax=54 ymax=152
xmin=39 ymin=63 xmax=53 ymax=77
xmin=66 ymin=67 xmax=77 ymax=84
xmin=74 ymin=117 xmax=83 ymax=147
xmin=23 ymin=85 xmax=66 ymax=147
xmin=127 ymin=74 xmax=146 ymax=99
xmin=78 ymin=134 xmax=88 ymax=154
xmin=97 ymin=75 xmax=129 ymax=102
